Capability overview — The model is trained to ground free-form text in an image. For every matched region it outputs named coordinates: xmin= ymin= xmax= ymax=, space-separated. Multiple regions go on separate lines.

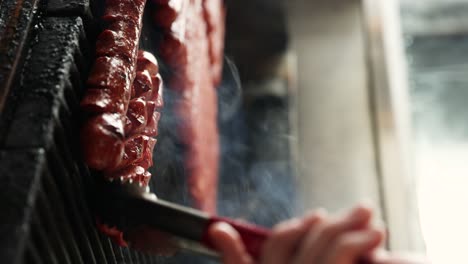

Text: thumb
xmin=208 ymin=222 xmax=254 ymax=264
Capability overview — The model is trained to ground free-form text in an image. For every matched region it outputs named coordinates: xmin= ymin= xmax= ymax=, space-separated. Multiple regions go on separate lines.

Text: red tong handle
xmin=202 ymin=216 xmax=271 ymax=261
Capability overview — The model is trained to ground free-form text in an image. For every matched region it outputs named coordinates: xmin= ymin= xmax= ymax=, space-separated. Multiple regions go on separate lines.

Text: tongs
xmin=95 ymin=179 xmax=270 ymax=260
xmin=95 ymin=180 xmax=373 ymax=263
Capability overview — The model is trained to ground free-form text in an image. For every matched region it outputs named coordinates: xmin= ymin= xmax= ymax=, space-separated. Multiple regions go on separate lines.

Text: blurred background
xmin=271 ymin=0 xmax=467 ymax=263
xmin=401 ymin=0 xmax=468 ymax=263
xmin=225 ymin=0 xmax=468 ymax=263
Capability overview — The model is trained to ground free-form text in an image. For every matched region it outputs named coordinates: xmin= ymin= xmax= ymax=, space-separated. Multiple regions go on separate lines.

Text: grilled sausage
xmin=81 ymin=0 xmax=146 ymax=171
xmin=154 ymin=0 xmax=223 ymax=213
xmin=82 ymin=0 xmax=170 ymax=247
xmin=81 ymin=113 xmax=125 ymax=171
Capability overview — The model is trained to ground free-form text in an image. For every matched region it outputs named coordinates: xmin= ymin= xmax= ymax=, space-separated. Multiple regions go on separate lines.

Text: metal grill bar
xmin=36 ymin=188 xmax=74 ymax=264
xmin=111 ymin=242 xmax=127 ymax=263
xmin=0 ymin=0 xmax=41 ymax=111
xmin=122 ymin=247 xmax=135 ymax=264
xmin=41 ymin=168 xmax=85 ymax=264
xmin=30 ymin=212 xmax=59 ymax=264
xmin=25 ymin=240 xmax=43 ymax=264
xmin=0 ymin=149 xmax=44 ymax=264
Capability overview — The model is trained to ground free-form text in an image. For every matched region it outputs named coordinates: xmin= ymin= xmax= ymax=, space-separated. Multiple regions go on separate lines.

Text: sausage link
xmin=125 ymin=98 xmax=148 ymax=136
xmin=103 ymin=0 xmax=147 ymax=23
xmin=81 ymin=0 xmax=146 ymax=171
xmin=81 ymin=113 xmax=125 ymax=171
xmin=152 ymin=0 xmax=186 ymax=28
xmin=155 ymin=0 xmax=220 ymax=213
xmin=136 ymin=50 xmax=160 ymax=75
xmin=117 ymin=135 xmax=157 ymax=170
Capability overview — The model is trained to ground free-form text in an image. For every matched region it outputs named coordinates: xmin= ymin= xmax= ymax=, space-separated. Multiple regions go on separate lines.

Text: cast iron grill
xmin=0 ymin=1 xmax=166 ymax=263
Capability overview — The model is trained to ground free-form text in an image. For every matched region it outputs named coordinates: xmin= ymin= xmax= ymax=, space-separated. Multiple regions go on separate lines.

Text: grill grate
xmin=0 ymin=3 xmax=166 ymax=263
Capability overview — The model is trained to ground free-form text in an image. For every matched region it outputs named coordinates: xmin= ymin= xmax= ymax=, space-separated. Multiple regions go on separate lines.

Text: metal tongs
xmin=95 ymin=180 xmax=377 ymax=264
xmin=95 ymin=179 xmax=270 ymax=260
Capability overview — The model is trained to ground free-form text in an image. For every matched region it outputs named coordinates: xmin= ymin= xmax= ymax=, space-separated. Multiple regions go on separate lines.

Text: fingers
xmin=292 ymin=205 xmax=373 ymax=263
xmin=322 ymin=228 xmax=384 ymax=264
xmin=260 ymin=211 xmax=325 ymax=264
xmin=208 ymin=222 xmax=254 ymax=264
xmin=210 ymin=205 xmax=382 ymax=264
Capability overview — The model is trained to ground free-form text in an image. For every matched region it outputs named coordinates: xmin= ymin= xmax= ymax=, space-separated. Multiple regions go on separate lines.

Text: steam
xmin=217 ymin=57 xmax=243 ymax=122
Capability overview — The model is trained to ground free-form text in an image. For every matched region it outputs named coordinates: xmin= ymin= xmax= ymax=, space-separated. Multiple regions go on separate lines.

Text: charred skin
xmin=153 ymin=0 xmax=225 ymax=213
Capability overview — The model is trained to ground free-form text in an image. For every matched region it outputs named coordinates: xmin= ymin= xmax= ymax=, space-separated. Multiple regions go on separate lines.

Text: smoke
xmin=217 ymin=57 xmax=297 ymax=227
xmin=145 ymin=47 xmax=298 ymax=228
xmin=150 ymin=86 xmax=191 ymax=206
xmin=217 ymin=57 xmax=243 ymax=122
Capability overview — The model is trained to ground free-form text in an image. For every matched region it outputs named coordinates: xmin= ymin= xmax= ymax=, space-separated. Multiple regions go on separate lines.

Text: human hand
xmin=209 ymin=205 xmax=385 ymax=264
